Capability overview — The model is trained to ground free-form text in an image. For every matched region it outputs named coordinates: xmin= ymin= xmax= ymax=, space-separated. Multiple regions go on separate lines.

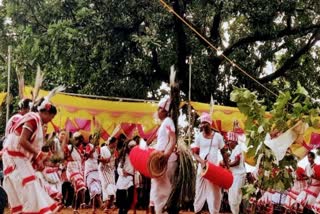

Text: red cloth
xmin=15 ymin=119 xmax=37 ymax=135
xmin=226 ymin=131 xmax=238 ymax=142
xmin=296 ymin=167 xmax=305 ymax=179
xmin=314 ymin=165 xmax=320 ymax=180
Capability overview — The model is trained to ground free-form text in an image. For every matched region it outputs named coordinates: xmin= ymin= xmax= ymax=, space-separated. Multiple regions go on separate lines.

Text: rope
xmin=159 ymin=0 xmax=278 ymax=97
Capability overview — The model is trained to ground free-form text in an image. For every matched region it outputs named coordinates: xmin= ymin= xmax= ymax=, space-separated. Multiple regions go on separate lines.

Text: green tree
xmin=0 ymin=0 xmax=319 ymax=105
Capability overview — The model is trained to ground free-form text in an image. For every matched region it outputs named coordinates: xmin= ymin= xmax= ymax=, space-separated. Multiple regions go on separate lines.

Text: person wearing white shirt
xmin=149 ymin=96 xmax=177 ymax=214
xmin=227 ymin=133 xmax=246 ymax=214
xmin=116 ymin=140 xmax=137 ymax=214
xmin=191 ymin=112 xmax=228 ymax=214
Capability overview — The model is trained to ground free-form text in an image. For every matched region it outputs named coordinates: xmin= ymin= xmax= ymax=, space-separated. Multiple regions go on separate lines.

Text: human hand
xmin=123 ymin=170 xmax=131 ymax=177
xmin=200 ymin=159 xmax=207 ymax=168
xmin=166 ymin=125 xmax=175 ymax=137
xmin=34 ymin=151 xmax=50 ymax=170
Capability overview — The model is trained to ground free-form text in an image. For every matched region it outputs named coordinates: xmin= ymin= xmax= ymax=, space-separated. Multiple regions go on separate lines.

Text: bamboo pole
xmin=6 ymin=46 xmax=12 ymax=123
xmin=187 ymin=56 xmax=192 ymax=145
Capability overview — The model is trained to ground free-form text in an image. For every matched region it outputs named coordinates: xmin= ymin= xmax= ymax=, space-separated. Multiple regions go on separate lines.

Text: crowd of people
xmin=0 ymin=97 xmax=151 ymax=214
xmin=1 ymin=95 xmax=320 ymax=214
xmin=252 ymin=151 xmax=320 ymax=214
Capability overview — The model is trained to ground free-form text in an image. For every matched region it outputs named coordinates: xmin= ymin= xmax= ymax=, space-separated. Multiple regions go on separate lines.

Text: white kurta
xmin=192 ymin=132 xmax=225 ymax=214
xmin=151 ymin=117 xmax=177 ymax=214
xmin=116 ymin=155 xmax=134 ymax=190
xmin=228 ymin=145 xmax=246 ymax=214
xmin=99 ymin=145 xmax=116 ymax=201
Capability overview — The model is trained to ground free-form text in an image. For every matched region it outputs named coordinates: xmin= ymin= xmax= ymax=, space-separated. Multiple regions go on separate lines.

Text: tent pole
xmin=188 ymin=55 xmax=192 ymax=145
xmin=6 ymin=46 xmax=12 ymax=123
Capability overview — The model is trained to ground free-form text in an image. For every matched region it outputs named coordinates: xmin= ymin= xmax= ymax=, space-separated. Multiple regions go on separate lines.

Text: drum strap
xmin=205 ymin=132 xmax=214 ymax=160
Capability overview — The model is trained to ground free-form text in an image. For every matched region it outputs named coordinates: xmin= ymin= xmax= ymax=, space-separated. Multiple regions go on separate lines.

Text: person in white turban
xmin=149 ymin=96 xmax=177 ymax=214
xmin=191 ymin=112 xmax=227 ymax=214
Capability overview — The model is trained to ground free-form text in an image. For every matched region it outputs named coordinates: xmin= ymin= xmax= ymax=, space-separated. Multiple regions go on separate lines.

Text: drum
xmin=201 ymin=162 xmax=233 ymax=189
xmin=129 ymin=146 xmax=167 ymax=178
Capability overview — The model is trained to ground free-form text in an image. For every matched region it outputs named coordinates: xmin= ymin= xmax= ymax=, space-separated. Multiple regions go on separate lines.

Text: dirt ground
xmin=4 ymin=208 xmax=230 ymax=213
xmin=3 ymin=208 xmax=194 ymax=213
xmin=4 ymin=208 xmax=138 ymax=214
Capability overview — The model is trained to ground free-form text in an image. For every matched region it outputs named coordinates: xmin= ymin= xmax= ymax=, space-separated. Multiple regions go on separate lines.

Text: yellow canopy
xmin=0 ymin=92 xmax=6 ymax=106
xmin=24 ymin=87 xmax=159 ymax=136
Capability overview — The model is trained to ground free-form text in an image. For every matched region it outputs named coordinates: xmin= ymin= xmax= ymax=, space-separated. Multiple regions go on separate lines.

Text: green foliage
xmin=0 ymin=0 xmax=318 ymax=104
xmin=0 ymin=0 xmax=319 ymax=134
xmin=231 ymin=82 xmax=319 ymax=199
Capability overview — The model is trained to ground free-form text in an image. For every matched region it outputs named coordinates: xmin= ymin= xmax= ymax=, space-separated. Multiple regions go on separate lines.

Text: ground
xmin=4 ymin=208 xmax=231 ymax=213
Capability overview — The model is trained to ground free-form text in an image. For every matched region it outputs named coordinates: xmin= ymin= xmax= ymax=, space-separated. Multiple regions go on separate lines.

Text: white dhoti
xmin=151 ymin=160 xmax=177 ymax=214
xmin=191 ymin=131 xmax=226 ymax=214
xmin=228 ymin=173 xmax=246 ymax=214
xmin=86 ymin=170 xmax=102 ymax=199
xmin=194 ymin=174 xmax=222 ymax=214
xmin=99 ymin=164 xmax=116 ymax=201
xmin=151 ymin=116 xmax=178 ymax=214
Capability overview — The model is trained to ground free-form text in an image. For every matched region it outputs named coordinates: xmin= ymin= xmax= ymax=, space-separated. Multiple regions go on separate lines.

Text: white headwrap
xmin=18 ymin=98 xmax=32 ymax=110
xmin=73 ymin=131 xmax=82 ymax=139
xmin=158 ymin=96 xmax=171 ymax=112
xmin=37 ymin=99 xmax=52 ymax=112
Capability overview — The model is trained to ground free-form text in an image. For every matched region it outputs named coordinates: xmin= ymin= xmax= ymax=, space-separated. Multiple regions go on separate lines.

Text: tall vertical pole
xmin=188 ymin=55 xmax=192 ymax=145
xmin=6 ymin=46 xmax=12 ymax=123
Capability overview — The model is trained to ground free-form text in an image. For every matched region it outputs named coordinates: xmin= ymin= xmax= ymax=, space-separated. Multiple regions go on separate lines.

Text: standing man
xmin=226 ymin=131 xmax=246 ymax=214
xmin=149 ymin=96 xmax=177 ymax=214
xmin=191 ymin=112 xmax=228 ymax=214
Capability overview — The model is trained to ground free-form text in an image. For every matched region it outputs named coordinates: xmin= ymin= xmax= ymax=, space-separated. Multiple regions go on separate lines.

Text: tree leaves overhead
xmin=0 ymin=0 xmax=319 ymax=104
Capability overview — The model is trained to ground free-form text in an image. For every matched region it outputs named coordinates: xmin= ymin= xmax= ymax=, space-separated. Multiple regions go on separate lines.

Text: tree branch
xmin=259 ymin=31 xmax=320 ymax=83
xmin=25 ymin=1 xmax=47 ymax=31
xmin=222 ymin=23 xmax=320 ymax=58
xmin=210 ymin=2 xmax=223 ymax=45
